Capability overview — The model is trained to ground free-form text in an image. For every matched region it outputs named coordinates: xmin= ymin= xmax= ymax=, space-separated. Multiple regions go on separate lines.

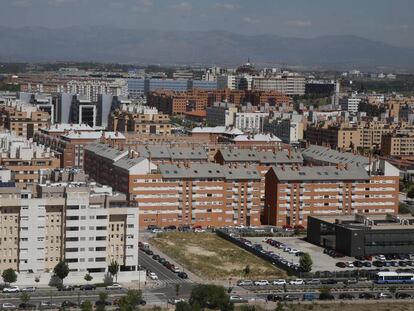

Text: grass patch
xmin=150 ymin=232 xmax=286 ymax=280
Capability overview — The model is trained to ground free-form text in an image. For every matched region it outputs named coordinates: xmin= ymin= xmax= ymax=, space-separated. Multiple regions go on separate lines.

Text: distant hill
xmin=0 ymin=26 xmax=413 ymax=71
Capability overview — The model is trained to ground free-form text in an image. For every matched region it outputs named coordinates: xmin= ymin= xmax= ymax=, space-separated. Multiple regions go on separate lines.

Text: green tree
xmin=244 ymin=265 xmax=250 ymax=276
xmin=118 ymin=289 xmax=143 ymax=311
xmin=80 ymin=300 xmax=93 ymax=311
xmin=53 ymin=261 xmax=69 ymax=282
xmin=407 ymin=187 xmax=414 ymax=199
xmin=84 ymin=273 xmax=93 ymax=283
xmin=399 ymin=202 xmax=411 ymax=214
xmin=189 ymin=284 xmax=233 ymax=311
xmin=20 ymin=292 xmax=30 ymax=304
xmin=108 ymin=260 xmax=119 ymax=282
xmin=2 ymin=268 xmax=17 ymax=285
xmin=299 ymin=253 xmax=313 ymax=272
xmin=96 ymin=291 xmax=108 ymax=311
xmin=175 ymin=301 xmax=193 ymax=311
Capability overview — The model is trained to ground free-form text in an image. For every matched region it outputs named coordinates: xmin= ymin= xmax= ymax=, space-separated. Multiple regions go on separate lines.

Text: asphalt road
xmin=138 ymin=250 xmax=194 ymax=298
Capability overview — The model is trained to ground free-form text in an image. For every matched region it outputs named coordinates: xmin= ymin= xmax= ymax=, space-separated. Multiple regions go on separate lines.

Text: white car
xmin=152 ymin=229 xmax=163 ymax=234
xmin=254 ymin=280 xmax=269 ymax=286
xmin=168 ymin=298 xmax=186 ymax=305
xmin=289 ymin=249 xmax=300 ymax=254
xmin=171 ymin=267 xmax=181 ymax=273
xmin=345 ymin=261 xmax=354 ymax=268
xmin=283 ymin=247 xmax=291 ymax=252
xmin=106 ymin=283 xmax=122 ymax=290
xmin=148 ymin=272 xmax=158 ymax=280
xmin=376 ymin=255 xmax=386 ymax=261
xmin=194 ymin=228 xmax=206 ymax=233
xmin=21 ymin=287 xmax=36 ymax=292
xmin=2 ymin=286 xmax=20 ymax=293
xmin=273 ymin=279 xmax=286 ymax=285
xmin=1 ymin=303 xmax=16 ymax=310
xmin=289 ymin=279 xmax=304 ymax=285
xmin=229 ymin=295 xmax=246 ymax=303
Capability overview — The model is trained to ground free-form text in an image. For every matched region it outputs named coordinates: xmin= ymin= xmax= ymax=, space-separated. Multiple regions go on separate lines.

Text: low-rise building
xmin=307 ymin=214 xmax=414 ymax=256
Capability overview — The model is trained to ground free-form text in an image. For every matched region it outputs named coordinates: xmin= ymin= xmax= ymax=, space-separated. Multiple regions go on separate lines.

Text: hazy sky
xmin=1 ymin=0 xmax=413 ymax=47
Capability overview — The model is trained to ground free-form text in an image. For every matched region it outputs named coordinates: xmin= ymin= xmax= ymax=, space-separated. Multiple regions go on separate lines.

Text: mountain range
xmin=0 ymin=26 xmax=413 ymax=71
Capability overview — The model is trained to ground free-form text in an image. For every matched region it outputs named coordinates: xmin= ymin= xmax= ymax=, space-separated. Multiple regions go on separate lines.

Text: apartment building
xmin=264 ymin=119 xmax=304 ymax=144
xmin=0 ymin=173 xmax=139 ymax=276
xmin=33 ymin=130 xmax=126 ymax=168
xmin=252 ymin=75 xmax=306 ymax=96
xmin=0 ymin=102 xmax=51 ymax=139
xmin=147 ymin=89 xmax=209 ymax=115
xmin=84 ymin=143 xmax=261 ymax=228
xmin=381 ymin=132 xmax=414 ymax=156
xmin=108 ymin=104 xmax=171 ymax=135
xmin=305 ymin=121 xmax=409 ymax=151
xmin=207 ymin=89 xmax=246 ymax=106
xmin=265 ymin=165 xmax=399 ymax=227
xmin=248 ymin=90 xmax=293 ymax=110
xmin=63 ymin=79 xmax=127 ymax=102
xmin=0 ymin=131 xmax=60 ymax=190
xmin=206 ymin=102 xmax=238 ymax=127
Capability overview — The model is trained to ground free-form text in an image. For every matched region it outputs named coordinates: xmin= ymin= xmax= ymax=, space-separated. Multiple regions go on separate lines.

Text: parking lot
xmin=245 ymin=236 xmax=414 ymax=272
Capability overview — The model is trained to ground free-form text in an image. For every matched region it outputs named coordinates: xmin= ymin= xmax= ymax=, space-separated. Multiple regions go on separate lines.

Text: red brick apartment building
xmin=264 ymin=165 xmax=399 ymax=228
xmin=84 ymin=142 xmax=261 ymax=228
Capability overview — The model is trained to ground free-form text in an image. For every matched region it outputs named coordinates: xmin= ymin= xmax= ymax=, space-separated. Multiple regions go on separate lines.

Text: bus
xmin=374 ymin=272 xmax=414 ymax=284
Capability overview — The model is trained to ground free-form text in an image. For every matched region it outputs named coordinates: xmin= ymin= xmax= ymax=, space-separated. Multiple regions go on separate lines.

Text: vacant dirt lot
xmin=150 ymin=232 xmax=286 ymax=280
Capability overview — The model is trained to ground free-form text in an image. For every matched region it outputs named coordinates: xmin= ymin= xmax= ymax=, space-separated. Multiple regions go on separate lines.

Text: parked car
xmin=2 ymin=286 xmax=20 ymax=293
xmin=319 ymin=293 xmax=335 ymax=300
xmin=39 ymin=301 xmax=58 ymax=310
xmin=1 ymin=303 xmax=16 ymax=310
xmin=151 ymin=229 xmax=163 ymax=234
xmin=171 ymin=266 xmax=181 ymax=273
xmin=302 ymin=293 xmax=318 ymax=301
xmin=18 ymin=302 xmax=36 ymax=310
xmin=144 ymin=249 xmax=154 ymax=256
xmin=152 ymin=254 xmax=160 ymax=260
xmin=396 ymin=292 xmax=412 ymax=299
xmin=339 ymin=293 xmax=354 ymax=300
xmin=377 ymin=292 xmax=393 ymax=299
xmin=254 ymin=280 xmax=269 ymax=286
xmin=305 ymin=279 xmax=321 ymax=286
xmin=344 ymin=278 xmax=357 ymax=285
xmin=106 ymin=283 xmax=122 ymax=290
xmin=229 ymin=296 xmax=247 ymax=303
xmin=336 ymin=262 xmax=346 ymax=268
xmin=321 ymin=279 xmax=337 ymax=285
xmin=237 ymin=280 xmax=253 ymax=286
xmin=272 ymin=279 xmax=286 ymax=285
xmin=267 ymin=294 xmax=283 ymax=302
xmin=283 ymin=295 xmax=299 ymax=301
xmin=61 ymin=301 xmax=78 ymax=308
xmin=58 ymin=285 xmax=75 ymax=291
xmin=80 ymin=284 xmax=96 ymax=291
xmin=95 ymin=301 xmax=111 ymax=307
xmin=21 ymin=287 xmax=36 ymax=293
xmin=359 ymin=292 xmax=376 ymax=299
xmin=148 ymin=272 xmax=158 ymax=280
xmin=168 ymin=298 xmax=186 ymax=305
xmin=289 ymin=279 xmax=304 ymax=285
xmin=177 ymin=272 xmax=188 ymax=279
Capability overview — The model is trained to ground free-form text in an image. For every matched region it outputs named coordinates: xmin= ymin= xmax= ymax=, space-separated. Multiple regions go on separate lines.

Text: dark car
xmin=145 ymin=249 xmax=154 ymax=256
xmin=147 ymin=225 xmax=160 ymax=231
xmin=267 ymin=294 xmax=283 ymax=302
xmin=319 ymin=293 xmax=335 ymax=300
xmin=353 ymin=261 xmax=364 ymax=268
xmin=399 ymin=261 xmax=408 ymax=267
xmin=177 ymin=272 xmax=188 ymax=279
xmin=158 ymin=258 xmax=166 ymax=264
xmin=363 ymin=261 xmax=372 ymax=267
xmin=58 ymin=285 xmax=75 ymax=291
xmin=336 ymin=262 xmax=346 ymax=268
xmin=80 ymin=284 xmax=96 ymax=291
xmin=152 ymin=254 xmax=160 ymax=260
xmin=359 ymin=292 xmax=376 ymax=299
xmin=339 ymin=293 xmax=354 ymax=300
xmin=373 ymin=261 xmax=384 ymax=267
xmin=396 ymin=292 xmax=411 ymax=299
xmin=283 ymin=295 xmax=299 ymax=301
xmin=164 ymin=225 xmax=177 ymax=231
xmin=61 ymin=301 xmax=78 ymax=308
xmin=321 ymin=279 xmax=337 ymax=285
xmin=18 ymin=303 xmax=36 ymax=310
xmin=94 ymin=301 xmax=112 ymax=307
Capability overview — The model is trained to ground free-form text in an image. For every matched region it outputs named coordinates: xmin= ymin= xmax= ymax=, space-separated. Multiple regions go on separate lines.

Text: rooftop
xmin=302 ymin=145 xmax=369 ymax=167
